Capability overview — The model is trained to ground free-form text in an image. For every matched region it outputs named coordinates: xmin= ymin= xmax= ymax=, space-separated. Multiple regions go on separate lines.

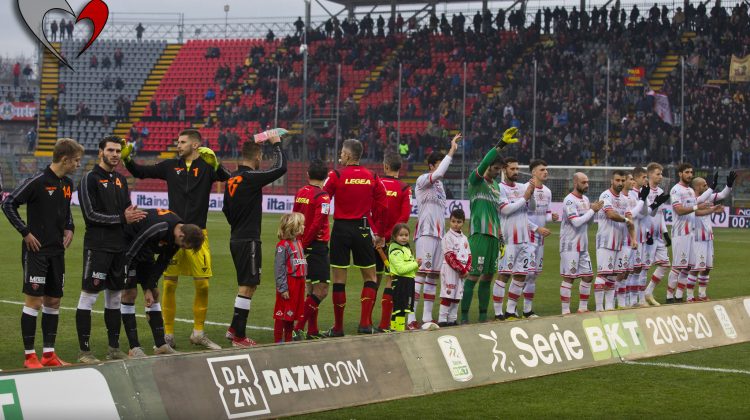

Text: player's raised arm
xmin=121 ymin=140 xmax=169 ymax=180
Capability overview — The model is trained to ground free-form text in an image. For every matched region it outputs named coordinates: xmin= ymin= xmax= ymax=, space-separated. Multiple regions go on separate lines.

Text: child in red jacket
xmin=274 ymin=212 xmax=307 ymax=343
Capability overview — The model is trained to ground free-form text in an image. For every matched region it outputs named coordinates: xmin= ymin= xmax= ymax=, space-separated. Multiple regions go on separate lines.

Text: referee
xmin=323 ymin=139 xmax=387 ymax=336
xmin=123 ymin=128 xmax=229 ymax=349
xmin=222 ymin=134 xmax=286 ymax=347
xmin=3 ymin=138 xmax=84 ymax=368
xmin=75 ymin=136 xmax=146 ymax=363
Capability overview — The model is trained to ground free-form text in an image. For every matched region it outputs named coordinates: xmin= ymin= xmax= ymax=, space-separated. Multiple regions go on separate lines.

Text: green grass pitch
xmin=1 ymin=209 xmax=749 ymax=416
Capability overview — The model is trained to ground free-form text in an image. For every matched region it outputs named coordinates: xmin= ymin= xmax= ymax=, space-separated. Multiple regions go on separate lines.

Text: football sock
xmin=438 ymin=297 xmax=451 ymax=323
xmin=666 ymin=269 xmax=679 ymax=299
xmin=579 ymin=280 xmax=592 ymax=312
xmin=645 ymin=265 xmax=667 ymax=296
xmin=378 ymin=288 xmax=393 ymax=330
xmin=410 ymin=275 xmax=425 ymax=325
xmin=594 ymin=276 xmax=606 ymax=311
xmin=492 ymin=279 xmax=505 ymax=316
xmin=421 ymin=279 xmax=437 ymax=323
xmin=193 ymin=279 xmax=210 ymax=333
xmin=41 ymin=306 xmax=59 ymax=351
xmin=104 ymin=290 xmax=122 ymax=348
xmin=232 ymin=295 xmax=251 ymax=338
xmin=460 ymin=279 xmax=477 ymax=322
xmin=448 ymin=301 xmax=459 ymax=323
xmin=21 ymin=306 xmax=38 ymax=352
xmin=675 ymin=271 xmax=688 ymax=299
xmin=616 ymin=278 xmax=627 ymax=308
xmin=477 ymin=280 xmax=491 ymax=321
xmin=686 ymin=273 xmax=697 ymax=300
xmin=146 ymin=303 xmax=166 ymax=347
xmin=284 ymin=320 xmax=294 ymax=342
xmin=523 ymin=273 xmax=536 ymax=313
xmin=332 ymin=283 xmax=346 ymax=332
xmin=604 ymin=278 xmax=616 ymax=311
xmin=273 ymin=319 xmax=284 ymax=343
xmin=628 ymin=273 xmax=639 ymax=306
xmin=359 ymin=281 xmax=378 ymax=328
xmin=560 ymin=280 xmax=572 ymax=314
xmin=121 ymin=303 xmax=140 ymax=349
xmin=76 ymin=292 xmax=97 ymax=351
xmin=506 ymin=280 xmax=524 ymax=315
xmin=639 ymin=270 xmax=648 ymax=302
xmin=698 ymin=274 xmax=709 ymax=298
xmin=307 ymin=294 xmax=322 ymax=335
xmin=162 ymin=279 xmax=178 ymax=335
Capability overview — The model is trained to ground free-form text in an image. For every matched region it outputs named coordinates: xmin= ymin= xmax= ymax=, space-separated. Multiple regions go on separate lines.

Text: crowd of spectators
xmin=102 ymin=2 xmax=750 ymax=169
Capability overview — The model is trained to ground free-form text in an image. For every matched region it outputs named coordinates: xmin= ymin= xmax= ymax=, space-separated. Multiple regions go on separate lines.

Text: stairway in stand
xmin=35 ymin=44 xmax=61 ymax=157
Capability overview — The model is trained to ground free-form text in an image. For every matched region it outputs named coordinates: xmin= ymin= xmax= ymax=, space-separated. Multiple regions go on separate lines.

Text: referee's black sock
xmin=233 ymin=295 xmax=251 ymax=339
xmin=76 ymin=309 xmax=92 ymax=351
xmin=121 ymin=303 xmax=141 ymax=349
xmin=104 ymin=308 xmax=122 ymax=348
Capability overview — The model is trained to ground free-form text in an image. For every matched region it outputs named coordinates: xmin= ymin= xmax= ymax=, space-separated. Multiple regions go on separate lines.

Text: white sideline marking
xmin=0 ymin=299 xmax=273 ymax=331
xmin=625 ymin=360 xmax=750 ymax=375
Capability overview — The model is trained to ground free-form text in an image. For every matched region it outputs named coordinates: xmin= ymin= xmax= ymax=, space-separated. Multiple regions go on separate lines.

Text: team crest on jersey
xmin=321 ymin=203 xmax=330 ymax=214
xmin=175 ymin=167 xmax=184 ymax=175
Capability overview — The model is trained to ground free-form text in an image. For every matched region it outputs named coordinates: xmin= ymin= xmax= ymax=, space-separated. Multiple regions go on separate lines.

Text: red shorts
xmin=274 ymin=276 xmax=306 ymax=322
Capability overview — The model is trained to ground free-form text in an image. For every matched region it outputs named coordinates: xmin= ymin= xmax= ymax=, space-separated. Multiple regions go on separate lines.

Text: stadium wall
xmin=1 ymin=297 xmax=749 ymax=419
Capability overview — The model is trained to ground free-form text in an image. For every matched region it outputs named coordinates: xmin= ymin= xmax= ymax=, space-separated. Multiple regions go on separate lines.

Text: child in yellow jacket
xmin=388 ymin=223 xmax=420 ymax=331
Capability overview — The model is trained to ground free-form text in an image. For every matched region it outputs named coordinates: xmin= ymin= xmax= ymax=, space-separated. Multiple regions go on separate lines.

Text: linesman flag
xmin=730 ymin=55 xmax=750 ymax=83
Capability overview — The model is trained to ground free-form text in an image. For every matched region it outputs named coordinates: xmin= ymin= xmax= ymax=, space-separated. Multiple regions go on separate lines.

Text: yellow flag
xmin=730 ymin=55 xmax=750 ymax=82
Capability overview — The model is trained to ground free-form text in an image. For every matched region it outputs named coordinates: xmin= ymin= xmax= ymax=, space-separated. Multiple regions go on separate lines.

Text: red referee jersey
xmin=323 ymin=165 xmax=387 ymax=234
xmin=293 ymin=184 xmax=331 ymax=248
xmin=369 ymin=176 xmax=412 ymax=241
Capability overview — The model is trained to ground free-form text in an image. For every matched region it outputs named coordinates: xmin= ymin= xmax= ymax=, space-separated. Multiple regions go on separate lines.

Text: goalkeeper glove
xmin=663 ymin=232 xmax=672 ymax=248
xmin=646 ymin=232 xmax=654 ymax=246
xmin=638 ymin=184 xmax=649 ymax=201
xmin=198 ymin=147 xmax=219 ymax=171
xmin=495 ymin=127 xmax=519 ymax=150
xmin=498 ymin=235 xmax=506 ymax=258
xmin=709 ymin=171 xmax=719 ymax=191
xmin=120 ymin=139 xmax=134 ymax=163
xmin=727 ymin=170 xmax=737 ymax=188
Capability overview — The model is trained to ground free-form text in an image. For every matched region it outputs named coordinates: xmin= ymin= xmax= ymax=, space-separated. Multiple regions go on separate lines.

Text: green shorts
xmin=468 ymin=233 xmax=500 ymax=277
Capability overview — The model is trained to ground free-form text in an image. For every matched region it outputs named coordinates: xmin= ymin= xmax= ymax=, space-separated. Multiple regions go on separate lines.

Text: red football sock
xmin=332 ymin=283 xmax=346 ymax=333
xmin=300 ymin=295 xmax=320 ymax=334
xmin=378 ymin=288 xmax=394 ymax=329
xmin=359 ymin=281 xmax=378 ymax=327
xmin=273 ymin=319 xmax=284 ymax=343
xmin=294 ymin=295 xmax=310 ymax=332
xmin=283 ymin=321 xmax=294 ymax=342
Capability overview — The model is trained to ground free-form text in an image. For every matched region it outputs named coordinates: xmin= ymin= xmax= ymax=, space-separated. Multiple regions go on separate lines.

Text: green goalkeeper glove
xmin=198 ymin=147 xmax=219 ymax=170
xmin=120 ymin=139 xmax=134 ymax=163
xmin=495 ymin=127 xmax=520 ymax=150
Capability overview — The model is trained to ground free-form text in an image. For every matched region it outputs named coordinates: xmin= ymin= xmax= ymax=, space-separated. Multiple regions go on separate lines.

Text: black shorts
xmin=230 ymin=239 xmax=262 ymax=286
xmin=305 ymin=241 xmax=330 ymax=284
xmin=82 ymin=249 xmax=127 ymax=292
xmin=125 ymin=261 xmax=158 ymax=290
xmin=375 ymin=241 xmax=391 ymax=275
xmin=330 ymin=219 xmax=376 ymax=269
xmin=22 ymin=248 xmax=65 ymax=298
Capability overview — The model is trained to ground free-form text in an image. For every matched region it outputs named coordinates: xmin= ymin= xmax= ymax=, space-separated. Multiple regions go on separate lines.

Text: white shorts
xmin=440 ymin=267 xmax=465 ymax=300
xmin=689 ymin=240 xmax=713 ymax=271
xmin=652 ymin=239 xmax=670 ymax=266
xmin=639 ymin=242 xmax=654 ymax=268
xmin=560 ymin=251 xmax=593 ymax=278
xmin=596 ymin=248 xmax=627 ymax=275
xmin=415 ymin=235 xmax=443 ymax=273
xmin=498 ymin=243 xmax=531 ymax=275
xmin=671 ymin=235 xmax=692 ymax=270
xmin=527 ymin=243 xmax=544 ymax=274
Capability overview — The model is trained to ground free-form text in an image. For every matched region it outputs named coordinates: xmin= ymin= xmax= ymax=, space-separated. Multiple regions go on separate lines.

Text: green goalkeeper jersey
xmin=468 ymin=147 xmax=502 ymax=238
